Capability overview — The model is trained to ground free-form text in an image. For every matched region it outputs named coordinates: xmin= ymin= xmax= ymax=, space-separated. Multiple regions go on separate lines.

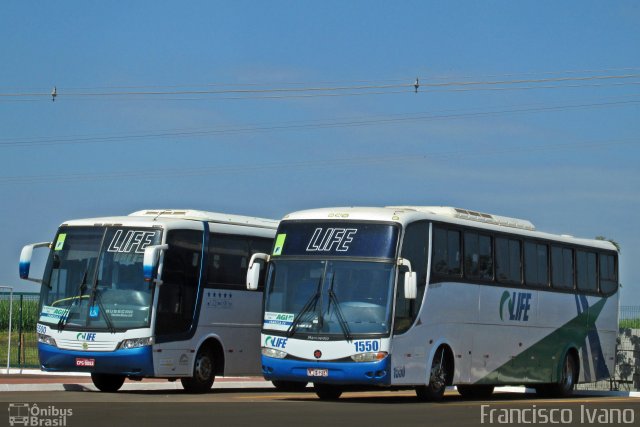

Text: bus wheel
xmin=457 ymin=385 xmax=494 ymax=399
xmin=91 ymin=373 xmax=125 ymax=392
xmin=314 ymin=383 xmax=342 ymax=400
xmin=416 ymin=347 xmax=451 ymax=401
xmin=272 ymin=381 xmax=309 ymax=392
xmin=181 ymin=348 xmax=215 ymax=393
xmin=542 ymin=352 xmax=578 ymax=398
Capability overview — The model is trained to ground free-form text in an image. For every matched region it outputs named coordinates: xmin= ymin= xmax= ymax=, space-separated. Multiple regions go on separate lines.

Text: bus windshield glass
xmin=263 ymin=221 xmax=399 ymax=337
xmin=39 ymin=226 xmax=162 ymax=330
xmin=264 ymin=260 xmax=395 ymax=336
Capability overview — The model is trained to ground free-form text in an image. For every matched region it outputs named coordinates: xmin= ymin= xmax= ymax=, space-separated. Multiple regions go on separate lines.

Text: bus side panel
xmin=473 ymin=290 xmax=615 ymax=386
xmin=198 ymin=289 xmax=263 ymax=376
xmin=391 ymin=282 xmax=478 ymax=386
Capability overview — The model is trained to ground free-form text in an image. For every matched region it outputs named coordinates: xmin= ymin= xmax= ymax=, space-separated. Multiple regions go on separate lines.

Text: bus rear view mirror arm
xmin=19 ymin=242 xmax=51 ymax=283
xmin=398 ymin=258 xmax=417 ymax=300
xmin=247 ymin=253 xmax=270 ymax=291
xmin=143 ymin=244 xmax=168 ymax=284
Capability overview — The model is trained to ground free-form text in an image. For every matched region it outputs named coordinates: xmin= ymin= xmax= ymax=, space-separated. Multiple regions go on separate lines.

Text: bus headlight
xmin=262 ymin=347 xmax=287 ymax=359
xmin=350 ymin=352 xmax=388 ymax=362
xmin=119 ymin=337 xmax=154 ymax=349
xmin=37 ymin=333 xmax=57 ymax=347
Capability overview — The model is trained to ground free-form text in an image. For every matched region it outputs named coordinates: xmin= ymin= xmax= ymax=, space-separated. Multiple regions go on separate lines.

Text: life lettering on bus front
xmin=107 ymin=230 xmax=157 ymax=254
xmin=274 ymin=222 xmax=399 ymax=258
xmin=306 ymin=228 xmax=357 ymax=252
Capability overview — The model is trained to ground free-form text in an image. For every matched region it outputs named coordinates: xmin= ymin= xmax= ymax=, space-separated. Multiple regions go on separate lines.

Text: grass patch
xmin=620 ymin=318 xmax=640 ymax=329
xmin=0 ymin=331 xmax=39 ymax=368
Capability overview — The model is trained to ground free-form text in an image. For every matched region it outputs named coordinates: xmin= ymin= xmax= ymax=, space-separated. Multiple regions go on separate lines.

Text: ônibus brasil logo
xmin=499 ymin=291 xmax=532 ymax=322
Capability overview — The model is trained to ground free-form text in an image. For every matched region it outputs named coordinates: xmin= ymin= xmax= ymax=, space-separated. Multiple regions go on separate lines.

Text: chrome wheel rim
xmin=194 ymin=355 xmax=212 ymax=382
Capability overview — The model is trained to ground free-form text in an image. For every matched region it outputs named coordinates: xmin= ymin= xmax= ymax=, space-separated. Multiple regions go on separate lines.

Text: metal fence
xmin=1 ymin=291 xmax=639 ymax=389
xmin=0 ymin=291 xmax=39 ymax=369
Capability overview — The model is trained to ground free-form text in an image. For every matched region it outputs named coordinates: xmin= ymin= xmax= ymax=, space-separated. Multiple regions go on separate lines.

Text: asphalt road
xmin=2 ymin=389 xmax=639 ymax=427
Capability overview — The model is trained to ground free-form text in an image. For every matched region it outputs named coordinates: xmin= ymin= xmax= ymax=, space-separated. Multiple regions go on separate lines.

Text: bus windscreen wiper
xmin=57 ymin=269 xmax=88 ymax=331
xmin=287 ymin=278 xmax=322 ymax=337
xmin=327 ymin=273 xmax=352 ymax=342
xmin=87 ymin=230 xmax=116 ymax=334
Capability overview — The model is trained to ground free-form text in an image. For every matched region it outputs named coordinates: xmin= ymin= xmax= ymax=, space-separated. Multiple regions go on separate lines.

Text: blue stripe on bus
xmin=261 ymin=355 xmax=391 ymax=386
xmin=574 ymin=294 xmax=592 ymax=382
xmin=38 ymin=343 xmax=155 ymax=376
xmin=580 ymin=294 xmax=610 ymax=379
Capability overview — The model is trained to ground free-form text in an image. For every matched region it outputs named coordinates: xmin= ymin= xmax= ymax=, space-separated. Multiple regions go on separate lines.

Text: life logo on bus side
xmin=499 ymin=291 xmax=532 ymax=321
xmin=306 ymin=228 xmax=357 ymax=252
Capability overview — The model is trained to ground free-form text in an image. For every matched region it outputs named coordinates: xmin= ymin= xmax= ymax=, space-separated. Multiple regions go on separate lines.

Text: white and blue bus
xmin=20 ymin=209 xmax=278 ymax=393
xmin=246 ymin=206 xmax=619 ymax=400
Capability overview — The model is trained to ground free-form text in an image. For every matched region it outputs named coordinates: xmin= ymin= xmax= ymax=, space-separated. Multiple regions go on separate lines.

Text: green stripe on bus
xmin=475 ymin=297 xmax=607 ymax=385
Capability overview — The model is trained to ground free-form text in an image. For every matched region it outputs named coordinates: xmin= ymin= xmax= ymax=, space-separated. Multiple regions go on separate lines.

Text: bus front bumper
xmin=38 ymin=343 xmax=155 ymax=376
xmin=261 ymin=355 xmax=391 ymax=386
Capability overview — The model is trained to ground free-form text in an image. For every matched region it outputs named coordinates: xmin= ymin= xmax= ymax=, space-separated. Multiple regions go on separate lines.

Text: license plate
xmin=75 ymin=358 xmax=95 ymax=367
xmin=307 ymin=368 xmax=328 ymax=377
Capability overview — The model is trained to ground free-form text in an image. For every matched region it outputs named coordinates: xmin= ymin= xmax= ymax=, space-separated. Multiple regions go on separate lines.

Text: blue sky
xmin=1 ymin=2 xmax=639 ymax=303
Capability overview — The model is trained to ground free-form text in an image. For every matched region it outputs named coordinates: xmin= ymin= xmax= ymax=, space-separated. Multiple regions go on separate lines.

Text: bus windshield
xmin=263 ymin=259 xmax=395 ymax=336
xmin=39 ymin=226 xmax=162 ymax=330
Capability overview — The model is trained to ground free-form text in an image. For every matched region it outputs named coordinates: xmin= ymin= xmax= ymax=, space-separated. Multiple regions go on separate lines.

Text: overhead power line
xmin=1 ymin=97 xmax=638 ymax=148
xmin=0 ymin=138 xmax=636 ymax=185
xmin=1 ymin=73 xmax=639 ymax=101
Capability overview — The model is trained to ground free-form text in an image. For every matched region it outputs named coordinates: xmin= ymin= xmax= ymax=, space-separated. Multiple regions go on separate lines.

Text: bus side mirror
xmin=143 ymin=244 xmax=168 ymax=282
xmin=398 ymin=258 xmax=417 ymax=300
xmin=19 ymin=242 xmax=51 ymax=283
xmin=404 ymin=272 xmax=417 ymax=300
xmin=247 ymin=253 xmax=270 ymax=290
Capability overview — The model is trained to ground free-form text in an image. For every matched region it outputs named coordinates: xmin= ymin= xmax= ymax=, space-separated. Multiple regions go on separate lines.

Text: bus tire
xmin=416 ymin=346 xmax=452 ymax=401
xmin=542 ymin=351 xmax=578 ymax=398
xmin=457 ymin=385 xmax=494 ymax=399
xmin=91 ymin=373 xmax=125 ymax=392
xmin=272 ymin=380 xmax=309 ymax=392
xmin=181 ymin=347 xmax=215 ymax=393
xmin=314 ymin=383 xmax=342 ymax=400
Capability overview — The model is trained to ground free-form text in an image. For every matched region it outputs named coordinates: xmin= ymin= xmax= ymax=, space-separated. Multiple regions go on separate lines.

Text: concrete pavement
xmin=0 ymin=369 xmax=274 ymax=392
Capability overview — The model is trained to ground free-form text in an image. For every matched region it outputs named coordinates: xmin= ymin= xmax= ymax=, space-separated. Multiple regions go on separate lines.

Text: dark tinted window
xmin=432 ymin=227 xmax=461 ymax=276
xmin=576 ymin=251 xmax=597 ymax=293
xmin=524 ymin=241 xmax=548 ymax=287
xmin=599 ymin=253 xmax=618 ymax=295
xmin=207 ymin=234 xmax=273 ymax=290
xmin=395 ymin=222 xmax=429 ymax=334
xmin=156 ymin=230 xmax=203 ymax=336
xmin=207 ymin=234 xmax=249 ymax=289
xmin=551 ymin=246 xmax=574 ymax=290
xmin=496 ymin=237 xmax=522 ymax=284
xmin=464 ymin=232 xmax=493 ymax=280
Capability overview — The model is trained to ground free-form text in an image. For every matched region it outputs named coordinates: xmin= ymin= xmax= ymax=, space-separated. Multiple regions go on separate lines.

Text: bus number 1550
xmin=354 ymin=340 xmax=379 ymax=352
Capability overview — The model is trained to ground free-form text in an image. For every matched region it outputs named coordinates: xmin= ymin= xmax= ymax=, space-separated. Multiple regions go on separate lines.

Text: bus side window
xmin=207 ymin=234 xmax=250 ymax=290
xmin=551 ymin=246 xmax=574 ymax=290
xmin=464 ymin=232 xmax=493 ymax=281
xmin=495 ymin=237 xmax=522 ymax=285
xmin=431 ymin=227 xmax=461 ymax=277
xmin=599 ymin=253 xmax=618 ymax=295
xmin=524 ymin=241 xmax=549 ymax=288
xmin=576 ymin=250 xmax=597 ymax=293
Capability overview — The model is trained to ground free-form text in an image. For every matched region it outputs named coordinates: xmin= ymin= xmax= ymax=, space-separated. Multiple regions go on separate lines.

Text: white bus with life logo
xmin=246 ymin=206 xmax=619 ymax=400
xmin=20 ymin=209 xmax=278 ymax=393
